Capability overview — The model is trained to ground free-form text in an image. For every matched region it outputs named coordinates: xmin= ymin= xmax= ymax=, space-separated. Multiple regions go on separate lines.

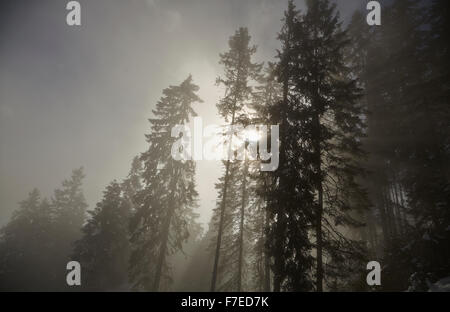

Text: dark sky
xmin=0 ymin=0 xmax=365 ymax=227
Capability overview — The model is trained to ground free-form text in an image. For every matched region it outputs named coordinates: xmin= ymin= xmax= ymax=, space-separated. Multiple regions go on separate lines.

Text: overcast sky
xmin=0 ymin=0 xmax=366 ymax=228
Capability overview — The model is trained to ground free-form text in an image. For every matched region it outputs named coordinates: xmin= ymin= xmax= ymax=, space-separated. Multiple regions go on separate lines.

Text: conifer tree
xmin=345 ymin=11 xmax=382 ymax=262
xmin=73 ymin=181 xmax=131 ymax=290
xmin=266 ymin=1 xmax=315 ymax=291
xmin=0 ymin=189 xmax=54 ymax=291
xmin=52 ymin=168 xmax=87 ymax=235
xmin=407 ymin=0 xmax=450 ymax=289
xmin=245 ymin=158 xmax=270 ymax=292
xmin=129 ymin=76 xmax=201 ymax=291
xmin=122 ymin=156 xmax=144 ymax=212
xmin=209 ymin=160 xmax=246 ymax=291
xmin=366 ymin=0 xmax=450 ymax=290
xmin=295 ymin=0 xmax=369 ymax=291
xmin=404 ymin=0 xmax=450 ymax=286
xmin=51 ymin=167 xmax=88 ymax=289
xmin=250 ymin=63 xmax=282 ymax=291
xmin=210 ymin=27 xmax=262 ymax=291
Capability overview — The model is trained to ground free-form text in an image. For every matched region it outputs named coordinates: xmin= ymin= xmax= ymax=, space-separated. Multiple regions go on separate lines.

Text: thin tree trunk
xmin=392 ymin=181 xmax=404 ymax=235
xmin=237 ymin=158 xmax=248 ymax=291
xmin=211 ymin=104 xmax=237 ymax=292
xmin=211 ymin=159 xmax=231 ymax=292
xmin=273 ymin=66 xmax=289 ymax=293
xmin=311 ymin=111 xmax=324 ymax=292
xmin=316 ymin=184 xmax=324 ymax=292
xmin=383 ymin=187 xmax=397 ymax=239
xmin=311 ymin=25 xmax=324 ymax=291
xmin=366 ymin=209 xmax=377 ymax=256
xmin=376 ymin=188 xmax=390 ymax=248
xmin=398 ymin=183 xmax=409 ymax=228
xmin=153 ymin=195 xmax=175 ymax=291
xmin=392 ymin=171 xmax=407 ymax=233
xmin=315 ymin=149 xmax=324 ymax=292
xmin=370 ymin=210 xmax=378 ymax=252
xmin=264 ymin=202 xmax=271 ymax=292
xmin=389 ymin=183 xmax=402 ymax=235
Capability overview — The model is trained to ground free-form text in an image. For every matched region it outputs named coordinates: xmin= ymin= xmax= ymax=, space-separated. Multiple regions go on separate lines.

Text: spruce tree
xmin=376 ymin=0 xmax=450 ymax=290
xmin=346 ymin=0 xmax=449 ymax=290
xmin=209 ymin=160 xmax=246 ymax=291
xmin=250 ymin=63 xmax=282 ymax=291
xmin=210 ymin=27 xmax=262 ymax=291
xmin=405 ymin=0 xmax=450 ymax=286
xmin=0 ymin=189 xmax=54 ymax=291
xmin=266 ymin=1 xmax=315 ymax=291
xmin=51 ymin=167 xmax=88 ymax=289
xmin=73 ymin=181 xmax=131 ymax=290
xmin=129 ymin=75 xmax=201 ymax=291
xmin=345 ymin=11 xmax=382 ymax=262
xmin=295 ymin=0 xmax=369 ymax=291
xmin=122 ymin=156 xmax=144 ymax=212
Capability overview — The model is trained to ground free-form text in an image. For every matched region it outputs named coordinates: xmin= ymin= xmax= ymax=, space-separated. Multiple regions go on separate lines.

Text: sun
xmin=244 ymin=129 xmax=261 ymax=142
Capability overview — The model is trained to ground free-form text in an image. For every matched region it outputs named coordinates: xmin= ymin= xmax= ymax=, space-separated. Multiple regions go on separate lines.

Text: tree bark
xmin=211 ymin=102 xmax=237 ymax=292
xmin=237 ymin=158 xmax=248 ymax=291
xmin=153 ymin=185 xmax=176 ymax=291
xmin=313 ymin=114 xmax=324 ymax=292
xmin=264 ymin=203 xmax=271 ymax=292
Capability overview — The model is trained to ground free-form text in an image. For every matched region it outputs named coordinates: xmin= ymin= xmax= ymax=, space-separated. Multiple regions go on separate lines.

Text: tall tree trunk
xmin=153 ymin=196 xmax=175 ymax=291
xmin=273 ymin=60 xmax=289 ymax=292
xmin=316 ymin=184 xmax=324 ymax=292
xmin=388 ymin=183 xmax=402 ymax=235
xmin=273 ymin=276 xmax=281 ymax=292
xmin=314 ymin=115 xmax=323 ymax=292
xmin=264 ymin=203 xmax=271 ymax=292
xmin=311 ymin=24 xmax=324 ymax=291
xmin=367 ymin=209 xmax=378 ymax=254
xmin=211 ymin=160 xmax=231 ymax=292
xmin=383 ymin=187 xmax=398 ymax=239
xmin=211 ymin=106 xmax=237 ymax=292
xmin=376 ymin=188 xmax=390 ymax=249
xmin=392 ymin=171 xmax=407 ymax=233
xmin=398 ymin=183 xmax=409 ymax=228
xmin=237 ymin=158 xmax=248 ymax=291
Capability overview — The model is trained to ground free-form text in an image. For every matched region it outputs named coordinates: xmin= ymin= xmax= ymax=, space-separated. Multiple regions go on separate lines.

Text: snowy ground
xmin=428 ymin=276 xmax=450 ymax=292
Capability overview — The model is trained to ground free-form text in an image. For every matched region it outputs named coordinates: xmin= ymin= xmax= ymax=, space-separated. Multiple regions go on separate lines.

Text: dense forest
xmin=0 ymin=0 xmax=449 ymax=292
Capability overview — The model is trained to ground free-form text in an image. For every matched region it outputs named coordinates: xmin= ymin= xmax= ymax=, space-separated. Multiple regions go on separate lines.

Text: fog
xmin=0 ymin=0 xmax=363 ymax=228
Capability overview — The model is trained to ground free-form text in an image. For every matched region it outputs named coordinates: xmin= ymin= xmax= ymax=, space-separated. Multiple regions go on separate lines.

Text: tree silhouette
xmin=129 ymin=76 xmax=202 ymax=291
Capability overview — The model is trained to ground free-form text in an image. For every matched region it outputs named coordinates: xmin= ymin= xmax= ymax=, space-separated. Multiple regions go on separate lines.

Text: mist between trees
xmin=170 ymin=118 xmax=280 ymax=171
xmin=0 ymin=0 xmax=449 ymax=292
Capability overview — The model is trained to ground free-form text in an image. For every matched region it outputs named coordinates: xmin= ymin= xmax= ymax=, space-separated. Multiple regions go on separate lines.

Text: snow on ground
xmin=428 ymin=276 xmax=450 ymax=292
